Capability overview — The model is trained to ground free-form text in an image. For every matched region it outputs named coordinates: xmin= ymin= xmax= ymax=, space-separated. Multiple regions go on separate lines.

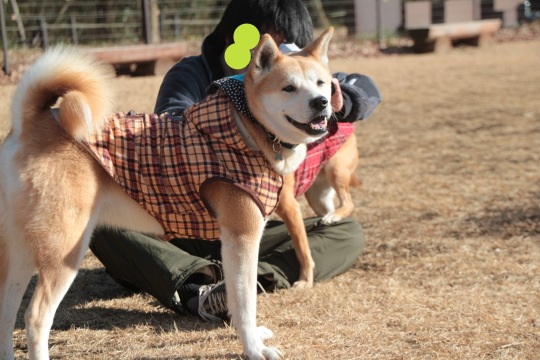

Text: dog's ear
xmin=251 ymin=34 xmax=281 ymax=77
xmin=302 ymin=27 xmax=334 ymax=67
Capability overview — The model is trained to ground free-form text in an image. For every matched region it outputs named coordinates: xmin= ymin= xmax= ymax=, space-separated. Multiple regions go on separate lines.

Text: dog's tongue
xmin=310 ymin=116 xmax=328 ymax=130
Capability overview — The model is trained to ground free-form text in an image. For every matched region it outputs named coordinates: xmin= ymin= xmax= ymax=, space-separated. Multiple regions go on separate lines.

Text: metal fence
xmin=1 ymin=0 xmax=524 ymax=49
xmin=0 ymin=0 xmax=357 ymax=48
xmin=0 ymin=0 xmax=528 ymax=76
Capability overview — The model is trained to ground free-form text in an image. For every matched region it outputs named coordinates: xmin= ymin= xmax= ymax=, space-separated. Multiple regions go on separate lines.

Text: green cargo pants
xmin=90 ymin=217 xmax=364 ymax=311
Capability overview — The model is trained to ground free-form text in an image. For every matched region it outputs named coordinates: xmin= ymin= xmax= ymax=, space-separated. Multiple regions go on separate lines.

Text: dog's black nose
xmin=309 ymin=96 xmax=328 ymax=111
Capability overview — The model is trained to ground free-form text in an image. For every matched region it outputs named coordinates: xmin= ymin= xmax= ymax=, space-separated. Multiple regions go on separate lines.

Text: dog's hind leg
xmin=0 ymin=228 xmax=36 ymax=360
xmin=23 ymin=216 xmax=97 ymax=360
xmin=305 ymin=134 xmax=359 ymax=224
xmin=304 ymin=170 xmax=336 ymax=217
xmin=322 ymin=134 xmax=358 ymax=224
xmin=0 ymin=164 xmax=33 ymax=359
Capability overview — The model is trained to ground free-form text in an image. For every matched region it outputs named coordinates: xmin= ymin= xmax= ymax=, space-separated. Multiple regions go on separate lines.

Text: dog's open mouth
xmin=285 ymin=115 xmax=328 ymax=136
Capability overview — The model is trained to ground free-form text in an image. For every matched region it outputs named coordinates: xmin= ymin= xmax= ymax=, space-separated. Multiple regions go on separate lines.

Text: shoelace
xmin=197 ymin=283 xmax=228 ymax=322
xmin=197 ymin=281 xmax=268 ymax=322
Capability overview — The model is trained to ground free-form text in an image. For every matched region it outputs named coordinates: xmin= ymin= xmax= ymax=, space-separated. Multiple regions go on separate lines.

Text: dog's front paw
xmin=245 ymin=346 xmax=284 ymax=360
xmin=243 ymin=327 xmax=283 ymax=359
xmin=256 ymin=326 xmax=274 ymax=340
xmin=321 ymin=211 xmax=342 ymax=224
xmin=292 ymin=279 xmax=313 ymax=289
xmin=261 ymin=346 xmax=284 ymax=360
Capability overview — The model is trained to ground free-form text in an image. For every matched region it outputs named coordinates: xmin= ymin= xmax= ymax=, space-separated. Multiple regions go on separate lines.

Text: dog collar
xmin=207 ymin=77 xmax=299 ymax=156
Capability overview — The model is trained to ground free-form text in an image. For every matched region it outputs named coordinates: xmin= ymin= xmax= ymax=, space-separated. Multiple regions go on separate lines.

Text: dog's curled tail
xmin=11 ymin=46 xmax=115 ymax=140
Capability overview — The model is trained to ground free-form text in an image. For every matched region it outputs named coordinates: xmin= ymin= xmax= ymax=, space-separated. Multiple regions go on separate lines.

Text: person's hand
xmin=333 ymin=72 xmax=382 ymax=122
xmin=330 ymin=78 xmax=343 ymax=113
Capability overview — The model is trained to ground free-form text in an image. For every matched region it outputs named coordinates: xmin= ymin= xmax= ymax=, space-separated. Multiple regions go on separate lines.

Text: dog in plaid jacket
xmin=0 ymin=29 xmax=336 ymax=359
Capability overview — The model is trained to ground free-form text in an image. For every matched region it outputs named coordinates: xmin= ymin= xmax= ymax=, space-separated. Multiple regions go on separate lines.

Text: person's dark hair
xmin=208 ymin=0 xmax=314 ymax=55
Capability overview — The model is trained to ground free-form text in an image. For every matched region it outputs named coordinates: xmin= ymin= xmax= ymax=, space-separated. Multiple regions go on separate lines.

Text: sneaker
xmin=186 ymin=281 xmax=229 ymax=322
xmin=171 ymin=282 xmax=203 ymax=315
xmin=170 ymin=291 xmax=186 ymax=315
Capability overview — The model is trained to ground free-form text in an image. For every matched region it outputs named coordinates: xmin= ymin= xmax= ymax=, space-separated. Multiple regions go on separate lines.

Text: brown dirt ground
xmin=1 ymin=38 xmax=539 ymax=359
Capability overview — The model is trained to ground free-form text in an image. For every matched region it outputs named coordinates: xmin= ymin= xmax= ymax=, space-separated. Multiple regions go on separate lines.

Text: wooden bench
xmin=86 ymin=42 xmax=192 ymax=76
xmin=408 ymin=19 xmax=502 ymax=53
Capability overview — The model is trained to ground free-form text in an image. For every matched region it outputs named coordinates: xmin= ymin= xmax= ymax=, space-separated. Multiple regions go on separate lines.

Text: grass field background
xmin=1 ymin=39 xmax=539 ymax=359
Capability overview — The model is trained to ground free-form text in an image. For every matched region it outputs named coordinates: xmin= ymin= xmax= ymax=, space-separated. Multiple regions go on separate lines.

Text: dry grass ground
xmin=1 ymin=39 xmax=539 ymax=359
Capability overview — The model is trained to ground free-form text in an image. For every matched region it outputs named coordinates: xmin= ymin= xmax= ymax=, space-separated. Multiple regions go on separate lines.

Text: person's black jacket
xmin=154 ymin=36 xmax=381 ymax=121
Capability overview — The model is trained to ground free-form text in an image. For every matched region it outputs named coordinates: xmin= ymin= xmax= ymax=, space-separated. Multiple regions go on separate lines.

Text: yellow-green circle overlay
xmin=224 ymin=44 xmax=251 ymax=70
xmin=233 ymin=23 xmax=260 ymax=49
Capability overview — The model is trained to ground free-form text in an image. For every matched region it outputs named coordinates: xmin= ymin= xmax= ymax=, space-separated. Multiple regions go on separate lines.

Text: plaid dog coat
xmin=84 ymin=90 xmax=282 ymax=241
xmin=84 ymin=78 xmax=354 ymax=241
xmin=294 ymin=122 xmax=355 ymax=198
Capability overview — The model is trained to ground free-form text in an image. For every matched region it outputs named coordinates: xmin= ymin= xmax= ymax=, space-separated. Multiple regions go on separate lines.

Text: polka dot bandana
xmin=207 ymin=75 xmax=257 ymax=124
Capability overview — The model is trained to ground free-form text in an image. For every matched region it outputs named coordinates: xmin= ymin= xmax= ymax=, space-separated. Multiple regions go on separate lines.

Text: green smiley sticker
xmin=224 ymin=23 xmax=260 ymax=70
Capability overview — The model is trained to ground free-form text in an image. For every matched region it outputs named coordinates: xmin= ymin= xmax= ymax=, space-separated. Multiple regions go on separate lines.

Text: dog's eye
xmin=317 ymin=80 xmax=325 ymax=86
xmin=282 ymin=85 xmax=296 ymax=93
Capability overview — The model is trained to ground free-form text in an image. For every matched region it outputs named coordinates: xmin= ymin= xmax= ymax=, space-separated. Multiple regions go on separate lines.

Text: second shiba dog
xmin=276 ymin=127 xmax=360 ymax=288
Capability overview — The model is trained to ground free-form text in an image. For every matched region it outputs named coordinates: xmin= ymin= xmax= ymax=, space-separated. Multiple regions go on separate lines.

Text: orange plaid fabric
xmin=84 ymin=90 xmax=283 ymax=241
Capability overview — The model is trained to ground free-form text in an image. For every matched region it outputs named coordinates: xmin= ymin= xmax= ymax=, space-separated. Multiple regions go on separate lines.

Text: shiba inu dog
xmin=276 ymin=128 xmax=360 ymax=289
xmin=0 ymin=28 xmax=334 ymax=360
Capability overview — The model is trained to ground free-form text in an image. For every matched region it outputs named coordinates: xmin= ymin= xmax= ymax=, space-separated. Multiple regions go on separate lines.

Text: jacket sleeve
xmin=154 ymin=56 xmax=212 ymax=116
xmin=333 ymin=72 xmax=382 ymax=122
